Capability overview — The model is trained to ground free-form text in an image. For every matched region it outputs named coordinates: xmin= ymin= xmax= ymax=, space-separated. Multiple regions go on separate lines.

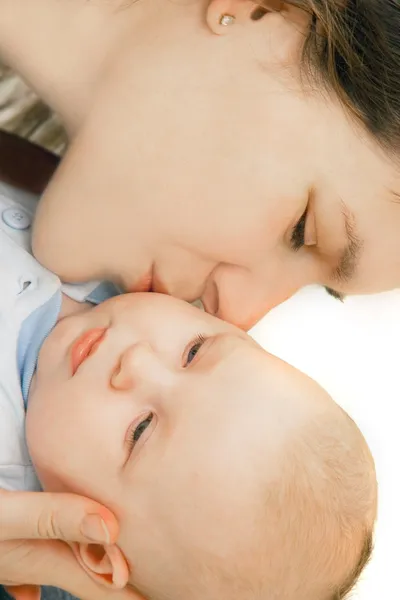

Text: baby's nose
xmin=111 ymin=342 xmax=160 ymax=391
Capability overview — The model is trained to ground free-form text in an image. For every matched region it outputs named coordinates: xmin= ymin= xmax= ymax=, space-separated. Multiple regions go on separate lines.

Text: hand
xmin=0 ymin=490 xmax=141 ymax=600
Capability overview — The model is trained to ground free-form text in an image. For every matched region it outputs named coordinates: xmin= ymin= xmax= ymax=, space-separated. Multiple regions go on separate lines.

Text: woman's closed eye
xmin=290 ymin=207 xmax=307 ymax=251
xmin=290 ymin=205 xmax=344 ymax=301
xmin=290 ymin=202 xmax=317 ymax=251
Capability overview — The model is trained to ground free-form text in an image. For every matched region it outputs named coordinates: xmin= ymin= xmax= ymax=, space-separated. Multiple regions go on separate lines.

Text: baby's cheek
xmin=35 ymin=467 xmax=69 ymax=493
xmin=26 ymin=415 xmax=61 ymax=490
xmin=28 ymin=427 xmax=87 ymax=496
xmin=26 ymin=387 xmax=73 ymax=489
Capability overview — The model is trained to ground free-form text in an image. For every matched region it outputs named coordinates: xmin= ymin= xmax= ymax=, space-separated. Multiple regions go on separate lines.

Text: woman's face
xmin=32 ymin=0 xmax=400 ymax=329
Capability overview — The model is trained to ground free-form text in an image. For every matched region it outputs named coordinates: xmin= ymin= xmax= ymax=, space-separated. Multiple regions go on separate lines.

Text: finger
xmin=0 ymin=491 xmax=118 ymax=544
xmin=18 ymin=540 xmax=143 ymax=600
xmin=3 ymin=585 xmax=41 ymax=600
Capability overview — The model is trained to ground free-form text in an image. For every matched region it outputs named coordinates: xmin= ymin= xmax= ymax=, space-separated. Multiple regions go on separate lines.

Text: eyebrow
xmin=330 ymin=202 xmax=364 ymax=286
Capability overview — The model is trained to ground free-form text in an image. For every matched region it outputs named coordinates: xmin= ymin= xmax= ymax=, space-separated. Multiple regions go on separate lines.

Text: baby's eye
xmin=185 ymin=334 xmax=206 ymax=366
xmin=130 ymin=413 xmax=153 ymax=448
xmin=186 ymin=343 xmax=202 ymax=364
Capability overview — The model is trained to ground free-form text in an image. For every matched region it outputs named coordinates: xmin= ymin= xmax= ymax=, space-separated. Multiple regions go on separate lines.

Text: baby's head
xmin=26 ymin=293 xmax=377 ymax=600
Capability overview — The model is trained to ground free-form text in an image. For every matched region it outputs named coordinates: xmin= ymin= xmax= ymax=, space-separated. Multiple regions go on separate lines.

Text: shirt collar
xmin=18 ymin=290 xmax=62 ymax=408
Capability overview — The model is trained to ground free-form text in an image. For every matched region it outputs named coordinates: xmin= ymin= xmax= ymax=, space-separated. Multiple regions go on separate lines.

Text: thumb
xmin=0 ymin=490 xmax=118 ymax=545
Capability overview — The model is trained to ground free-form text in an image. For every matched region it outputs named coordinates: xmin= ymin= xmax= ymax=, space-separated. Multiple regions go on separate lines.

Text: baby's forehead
xmin=97 ymin=291 xmax=237 ymax=326
xmin=180 ymin=350 xmax=327 ymax=457
xmin=225 ymin=341 xmax=328 ymax=403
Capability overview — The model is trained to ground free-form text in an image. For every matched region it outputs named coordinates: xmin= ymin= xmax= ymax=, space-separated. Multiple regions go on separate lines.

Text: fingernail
xmin=81 ymin=514 xmax=111 ymax=544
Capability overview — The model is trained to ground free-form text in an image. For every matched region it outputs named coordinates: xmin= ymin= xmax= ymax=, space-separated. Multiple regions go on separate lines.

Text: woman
xmin=0 ymin=0 xmax=399 ymax=597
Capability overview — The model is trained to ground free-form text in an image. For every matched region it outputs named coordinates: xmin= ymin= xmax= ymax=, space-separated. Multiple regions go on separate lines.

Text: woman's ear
xmin=71 ymin=542 xmax=130 ymax=589
xmin=206 ymin=0 xmax=282 ymax=35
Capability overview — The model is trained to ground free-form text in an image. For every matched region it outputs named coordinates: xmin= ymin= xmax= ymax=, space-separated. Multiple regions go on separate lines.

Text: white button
xmin=2 ymin=206 xmax=31 ymax=230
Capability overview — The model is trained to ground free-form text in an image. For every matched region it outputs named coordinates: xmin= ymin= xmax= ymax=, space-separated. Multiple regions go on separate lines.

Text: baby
xmin=0 ymin=184 xmax=377 ymax=600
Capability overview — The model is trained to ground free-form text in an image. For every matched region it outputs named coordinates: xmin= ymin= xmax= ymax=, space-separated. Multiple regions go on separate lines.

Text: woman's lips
xmin=71 ymin=328 xmax=107 ymax=375
xmin=132 ymin=267 xmax=153 ymax=292
xmin=130 ymin=264 xmax=168 ymax=294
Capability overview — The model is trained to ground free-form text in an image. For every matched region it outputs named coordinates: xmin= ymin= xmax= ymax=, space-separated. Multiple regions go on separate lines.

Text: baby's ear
xmin=71 ymin=542 xmax=130 ymax=589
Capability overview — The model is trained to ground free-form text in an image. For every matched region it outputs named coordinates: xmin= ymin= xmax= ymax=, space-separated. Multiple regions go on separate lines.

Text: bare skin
xmin=27 ymin=293 xmax=377 ymax=600
xmin=0 ymin=0 xmax=390 ymax=596
xmin=0 ymin=0 xmax=399 ymax=330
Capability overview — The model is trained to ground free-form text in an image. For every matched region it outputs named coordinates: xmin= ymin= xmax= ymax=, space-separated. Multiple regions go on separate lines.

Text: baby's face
xmin=26 ymin=293 xmax=330 ymax=592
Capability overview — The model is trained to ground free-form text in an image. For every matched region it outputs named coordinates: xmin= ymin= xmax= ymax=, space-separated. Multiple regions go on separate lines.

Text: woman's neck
xmin=0 ymin=0 xmax=139 ymax=134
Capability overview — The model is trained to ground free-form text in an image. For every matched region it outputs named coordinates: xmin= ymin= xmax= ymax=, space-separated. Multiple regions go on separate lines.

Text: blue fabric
xmin=86 ymin=281 xmax=122 ymax=305
xmin=17 ymin=290 xmax=62 ymax=408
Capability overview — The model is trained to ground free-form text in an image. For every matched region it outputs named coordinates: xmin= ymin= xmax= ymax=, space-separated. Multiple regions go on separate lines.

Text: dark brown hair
xmin=281 ymin=1 xmax=400 ymax=155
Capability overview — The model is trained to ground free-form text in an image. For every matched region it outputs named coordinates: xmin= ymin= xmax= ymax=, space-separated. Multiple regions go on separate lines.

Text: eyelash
xmin=127 ymin=334 xmax=207 ymax=453
xmin=185 ymin=334 xmax=207 ymax=366
xmin=290 ymin=207 xmax=345 ymax=302
xmin=290 ymin=207 xmax=308 ymax=251
xmin=325 ymin=287 xmax=345 ymax=302
xmin=128 ymin=413 xmax=154 ymax=452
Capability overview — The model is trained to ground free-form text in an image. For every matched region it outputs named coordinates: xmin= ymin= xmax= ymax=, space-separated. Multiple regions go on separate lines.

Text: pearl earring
xmin=219 ymin=14 xmax=235 ymax=26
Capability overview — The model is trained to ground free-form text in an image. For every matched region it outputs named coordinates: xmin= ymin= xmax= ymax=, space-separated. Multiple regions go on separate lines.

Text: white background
xmin=250 ymin=286 xmax=400 ymax=598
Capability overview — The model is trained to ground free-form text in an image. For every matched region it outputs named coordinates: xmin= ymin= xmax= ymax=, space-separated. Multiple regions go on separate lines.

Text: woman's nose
xmin=202 ymin=265 xmax=304 ymax=330
xmin=111 ymin=342 xmax=163 ymax=391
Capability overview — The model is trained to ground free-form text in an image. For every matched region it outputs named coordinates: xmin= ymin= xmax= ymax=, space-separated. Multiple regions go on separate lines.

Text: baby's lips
xmin=70 ymin=328 xmax=107 ymax=375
